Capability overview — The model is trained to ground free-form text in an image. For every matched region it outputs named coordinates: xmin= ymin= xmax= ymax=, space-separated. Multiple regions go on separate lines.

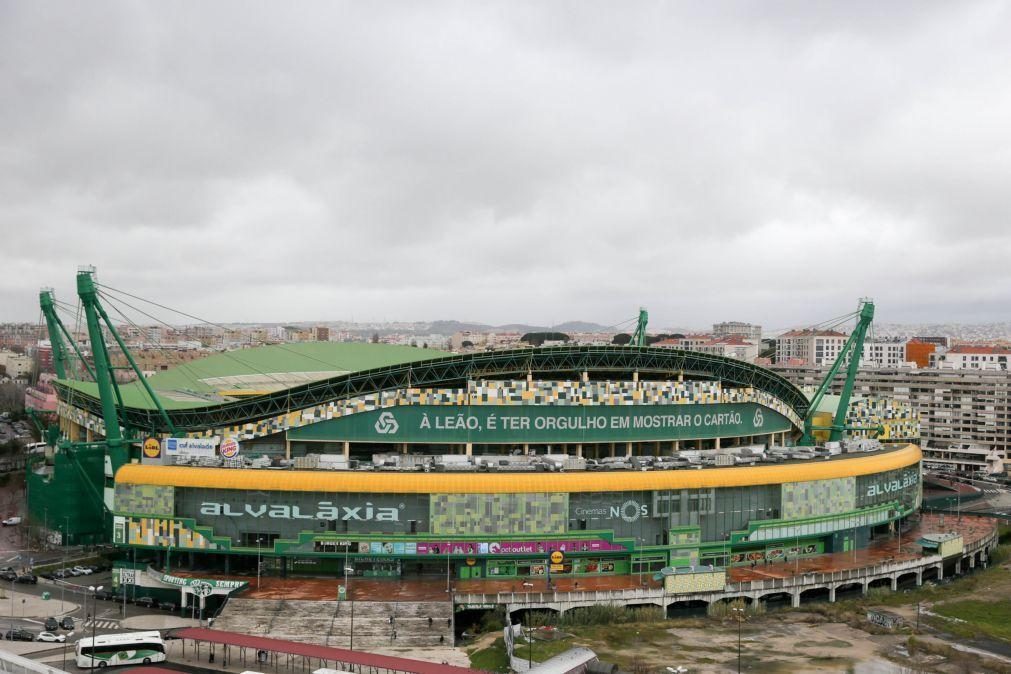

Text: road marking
xmin=83 ymin=619 xmax=119 ymax=630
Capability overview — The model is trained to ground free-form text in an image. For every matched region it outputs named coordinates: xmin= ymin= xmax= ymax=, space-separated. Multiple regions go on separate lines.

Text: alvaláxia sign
xmin=199 ymin=501 xmax=401 ymax=522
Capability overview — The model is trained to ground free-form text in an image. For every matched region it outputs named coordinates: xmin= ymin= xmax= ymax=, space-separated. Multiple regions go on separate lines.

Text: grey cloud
xmin=2 ymin=1 xmax=1010 ymax=327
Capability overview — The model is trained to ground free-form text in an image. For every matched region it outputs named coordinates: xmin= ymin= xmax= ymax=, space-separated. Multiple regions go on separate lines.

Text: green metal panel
xmin=26 ymin=447 xmax=106 ymax=545
xmin=288 ymin=403 xmax=790 ymax=444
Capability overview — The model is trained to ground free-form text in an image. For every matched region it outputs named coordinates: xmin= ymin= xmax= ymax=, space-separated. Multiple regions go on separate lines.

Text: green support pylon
xmin=630 ymin=307 xmax=649 ymax=347
xmin=801 ymin=299 xmax=876 ymax=444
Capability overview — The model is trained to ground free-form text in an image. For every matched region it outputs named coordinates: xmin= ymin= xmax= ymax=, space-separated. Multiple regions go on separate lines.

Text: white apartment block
xmin=931 ymin=345 xmax=1011 ymax=371
xmin=0 ymin=350 xmax=32 ymax=378
xmin=655 ymin=335 xmax=759 ymax=362
xmin=712 ymin=321 xmax=762 ymax=342
xmin=775 ymin=330 xmax=847 ymax=366
xmin=861 ymin=340 xmax=907 ymax=368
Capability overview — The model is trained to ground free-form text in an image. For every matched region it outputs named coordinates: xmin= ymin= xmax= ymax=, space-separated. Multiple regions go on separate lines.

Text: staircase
xmin=213 ymin=598 xmax=454 ymax=650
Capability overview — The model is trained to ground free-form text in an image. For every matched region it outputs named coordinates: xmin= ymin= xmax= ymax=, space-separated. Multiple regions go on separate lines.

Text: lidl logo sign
xmin=143 ymin=437 xmax=161 ymax=459
xmin=374 ymin=411 xmax=399 ymax=434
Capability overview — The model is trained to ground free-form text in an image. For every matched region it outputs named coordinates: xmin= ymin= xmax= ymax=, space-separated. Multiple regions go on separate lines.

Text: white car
xmin=1 ymin=517 xmax=21 ymax=527
xmin=37 ymin=632 xmax=66 ymax=643
xmin=71 ymin=566 xmax=90 ymax=575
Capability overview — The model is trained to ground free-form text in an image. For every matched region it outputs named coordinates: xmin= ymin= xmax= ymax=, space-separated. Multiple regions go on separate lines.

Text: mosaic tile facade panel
xmin=847 ymin=398 xmax=919 ymax=440
xmin=781 ymin=477 xmax=856 ymax=520
xmin=114 ymin=483 xmax=174 ymax=516
xmin=431 ymin=492 xmax=568 ymax=536
xmin=120 ymin=516 xmax=217 ymax=550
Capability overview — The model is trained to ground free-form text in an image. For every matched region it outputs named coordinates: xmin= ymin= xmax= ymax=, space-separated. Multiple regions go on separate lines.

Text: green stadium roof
xmin=59 ymin=343 xmax=451 ymax=410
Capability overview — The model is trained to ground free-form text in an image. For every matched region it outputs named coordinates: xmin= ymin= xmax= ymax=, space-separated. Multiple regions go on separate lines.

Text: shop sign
xmin=289 ymin=403 xmax=791 ymax=444
xmin=198 ymin=500 xmax=402 ymax=522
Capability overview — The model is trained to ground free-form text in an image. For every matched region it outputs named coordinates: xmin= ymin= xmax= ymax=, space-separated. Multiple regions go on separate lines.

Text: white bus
xmin=75 ymin=631 xmax=167 ymax=668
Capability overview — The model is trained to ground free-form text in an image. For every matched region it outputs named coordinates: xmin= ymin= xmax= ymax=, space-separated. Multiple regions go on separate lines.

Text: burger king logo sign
xmin=220 ymin=437 xmax=240 ymax=459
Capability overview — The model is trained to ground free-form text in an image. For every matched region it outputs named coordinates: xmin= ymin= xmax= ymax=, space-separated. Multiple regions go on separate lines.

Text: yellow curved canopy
xmin=116 ymin=444 xmax=920 ymax=494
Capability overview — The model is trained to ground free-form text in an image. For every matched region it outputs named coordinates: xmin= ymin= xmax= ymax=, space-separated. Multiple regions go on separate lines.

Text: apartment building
xmin=712 ymin=321 xmax=762 ymax=341
xmin=775 ymin=365 xmax=1011 ymax=473
xmin=931 ymin=344 xmax=1011 ymax=370
xmin=775 ymin=329 xmax=847 ymax=366
xmin=861 ymin=340 xmax=907 ymax=368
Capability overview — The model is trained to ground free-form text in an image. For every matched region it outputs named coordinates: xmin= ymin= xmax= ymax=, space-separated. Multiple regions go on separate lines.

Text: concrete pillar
xmin=829 ymin=586 xmax=836 ymax=603
xmin=401 ymin=443 xmax=408 ymax=455
xmin=610 ymin=443 xmax=616 ymax=458
xmin=465 ymin=443 xmax=473 ymax=457
xmin=224 ymin=555 xmax=230 ymax=575
xmin=181 ymin=590 xmax=188 ymax=609
xmin=791 ymin=592 xmax=801 ymax=608
xmin=937 ymin=565 xmax=944 ymax=580
xmin=285 ymin=439 xmax=292 ymax=460
xmin=916 ymin=570 xmax=923 ymax=586
xmin=523 ymin=443 xmax=530 ymax=455
xmin=527 ymin=371 xmax=533 ymax=385
xmin=861 ymin=582 xmax=868 ymax=596
xmin=955 ymin=560 xmax=962 ymax=575
xmin=969 ymin=555 xmax=976 ymax=569
xmin=342 ymin=441 xmax=350 ymax=459
xmin=715 ymin=437 xmax=721 ymax=450
xmin=581 ymin=371 xmax=589 ymax=383
xmin=673 ymin=440 xmax=680 ymax=455
xmin=576 ymin=444 xmax=583 ymax=458
xmin=633 ymin=370 xmax=639 ymax=383
xmin=625 ymin=442 xmax=633 ymax=458
xmin=890 ymin=576 xmax=898 ymax=592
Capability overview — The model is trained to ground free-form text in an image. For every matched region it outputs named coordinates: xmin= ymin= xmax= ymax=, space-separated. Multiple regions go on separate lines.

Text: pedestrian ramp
xmin=212 ymin=598 xmax=454 ymax=649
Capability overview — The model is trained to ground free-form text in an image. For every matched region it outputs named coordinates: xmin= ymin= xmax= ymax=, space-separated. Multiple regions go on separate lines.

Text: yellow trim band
xmin=115 ymin=444 xmax=921 ymax=494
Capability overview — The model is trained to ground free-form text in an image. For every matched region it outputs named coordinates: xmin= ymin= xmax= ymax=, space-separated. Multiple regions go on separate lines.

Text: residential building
xmin=775 ymin=365 xmax=1011 ymax=473
xmin=775 ymin=329 xmax=847 ymax=366
xmin=861 ymin=340 xmax=907 ymax=368
xmin=713 ymin=321 xmax=762 ymax=342
xmin=905 ymin=339 xmax=938 ymax=368
xmin=0 ymin=350 xmax=33 ymax=378
xmin=931 ymin=344 xmax=1011 ymax=371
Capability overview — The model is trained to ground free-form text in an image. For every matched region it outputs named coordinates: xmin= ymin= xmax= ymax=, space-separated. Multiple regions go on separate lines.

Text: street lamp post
xmin=446 ymin=552 xmax=451 ymax=593
xmin=88 ymin=585 xmax=104 ymax=666
xmin=344 ymin=565 xmax=355 ymax=650
xmin=61 ymin=516 xmax=69 ymax=614
xmin=256 ymin=537 xmax=264 ymax=590
xmin=732 ymin=606 xmax=745 ymax=673
xmin=9 ymin=577 xmax=14 ymax=638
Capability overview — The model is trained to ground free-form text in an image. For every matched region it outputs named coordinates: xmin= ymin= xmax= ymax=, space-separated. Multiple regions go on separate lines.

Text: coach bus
xmin=75 ymin=631 xmax=167 ymax=668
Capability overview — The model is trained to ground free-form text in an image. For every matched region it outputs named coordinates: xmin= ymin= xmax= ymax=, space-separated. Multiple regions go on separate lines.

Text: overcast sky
xmin=2 ymin=2 xmax=1010 ymax=330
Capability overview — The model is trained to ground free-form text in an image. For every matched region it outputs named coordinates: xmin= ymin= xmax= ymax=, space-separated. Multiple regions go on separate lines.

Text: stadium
xmin=40 ymin=339 xmax=924 ymax=582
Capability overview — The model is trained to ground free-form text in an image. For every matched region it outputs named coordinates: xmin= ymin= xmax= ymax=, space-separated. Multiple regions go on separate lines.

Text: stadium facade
xmin=42 ymin=344 xmax=922 ymax=580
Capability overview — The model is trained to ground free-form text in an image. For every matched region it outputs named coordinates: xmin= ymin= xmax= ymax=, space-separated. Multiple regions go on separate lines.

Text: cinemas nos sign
xmin=289 ymin=402 xmax=790 ymax=443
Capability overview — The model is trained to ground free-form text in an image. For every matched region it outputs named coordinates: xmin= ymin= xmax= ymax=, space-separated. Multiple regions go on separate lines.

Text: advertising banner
xmin=164 ymin=437 xmax=219 ymax=459
xmin=289 ymin=402 xmax=790 ymax=444
xmin=312 ymin=537 xmax=628 ymax=556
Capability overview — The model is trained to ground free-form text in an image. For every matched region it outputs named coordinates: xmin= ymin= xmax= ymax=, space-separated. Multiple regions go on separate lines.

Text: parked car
xmin=44 ymin=617 xmax=58 ymax=632
xmin=16 ymin=574 xmax=37 ymax=584
xmin=0 ymin=570 xmax=16 ymax=582
xmin=59 ymin=617 xmax=75 ymax=631
xmin=135 ymin=596 xmax=157 ymax=608
xmin=71 ymin=566 xmax=90 ymax=575
xmin=1 ymin=517 xmax=22 ymax=527
xmin=37 ymin=631 xmax=65 ymax=643
xmin=4 ymin=629 xmax=34 ymax=641
xmin=159 ymin=601 xmax=177 ymax=612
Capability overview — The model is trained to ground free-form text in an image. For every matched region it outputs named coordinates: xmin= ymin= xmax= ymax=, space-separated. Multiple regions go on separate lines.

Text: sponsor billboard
xmin=289 ymin=402 xmax=790 ymax=444
xmin=164 ymin=437 xmax=219 ymax=459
